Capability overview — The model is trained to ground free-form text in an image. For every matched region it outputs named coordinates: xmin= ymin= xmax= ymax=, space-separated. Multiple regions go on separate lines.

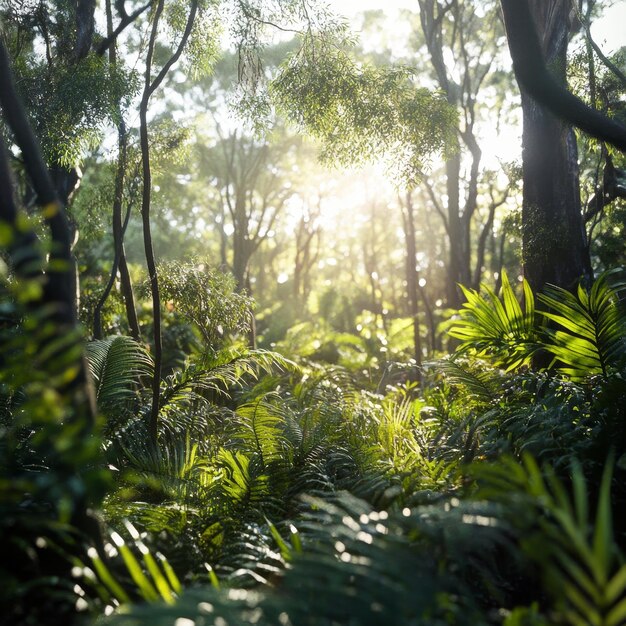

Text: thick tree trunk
xmin=500 ymin=0 xmax=626 ymax=153
xmin=521 ymin=96 xmax=592 ymax=292
xmin=517 ymin=0 xmax=592 ymax=293
xmin=0 ymin=40 xmax=99 ymax=560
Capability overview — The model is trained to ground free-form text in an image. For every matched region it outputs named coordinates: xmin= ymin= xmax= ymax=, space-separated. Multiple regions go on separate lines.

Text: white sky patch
xmin=337 ymin=0 xmax=626 ymax=54
xmin=591 ymin=2 xmax=626 ymax=52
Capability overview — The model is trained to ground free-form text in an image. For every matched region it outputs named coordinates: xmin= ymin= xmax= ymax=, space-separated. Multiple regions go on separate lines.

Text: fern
xmin=158 ymin=348 xmax=297 ymax=413
xmin=85 ymin=336 xmax=153 ymax=430
xmin=234 ymin=395 xmax=289 ymax=469
xmin=434 ymin=357 xmax=503 ymax=403
xmin=103 ymin=492 xmax=513 ymax=625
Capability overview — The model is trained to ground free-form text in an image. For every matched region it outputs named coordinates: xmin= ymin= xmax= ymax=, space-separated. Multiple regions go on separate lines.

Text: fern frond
xmin=434 ymin=357 xmax=503 ymax=403
xmin=85 ymin=336 xmax=153 ymax=417
xmin=159 ymin=349 xmax=297 ymax=413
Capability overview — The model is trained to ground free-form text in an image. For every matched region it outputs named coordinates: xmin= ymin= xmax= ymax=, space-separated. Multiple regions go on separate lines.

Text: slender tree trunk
xmin=93 ymin=119 xmax=138 ymax=339
xmin=446 ymin=154 xmax=463 ymax=307
xmin=471 ymin=194 xmax=500 ymax=289
xmin=98 ymin=0 xmax=140 ymax=340
xmin=418 ymin=284 xmax=437 ymax=355
xmin=0 ymin=42 xmax=78 ymax=327
xmin=117 ymin=232 xmax=141 ymax=339
xmin=401 ymin=192 xmax=423 ymax=380
xmin=0 ymin=34 xmax=104 ymax=525
xmin=137 ymin=0 xmax=197 ymax=443
xmin=140 ymin=45 xmax=164 ymax=446
xmin=232 ymin=229 xmax=249 ymax=291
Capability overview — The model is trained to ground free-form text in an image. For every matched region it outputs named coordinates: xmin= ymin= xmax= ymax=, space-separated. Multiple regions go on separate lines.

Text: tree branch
xmin=96 ymin=1 xmax=152 ymax=57
xmin=500 ymin=0 xmax=626 ymax=153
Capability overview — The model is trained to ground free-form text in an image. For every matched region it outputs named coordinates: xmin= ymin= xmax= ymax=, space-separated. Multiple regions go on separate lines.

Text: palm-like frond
xmin=81 ymin=520 xmax=181 ymax=610
xmin=538 ymin=271 xmax=626 ymax=379
xmin=448 ymin=271 xmax=538 ymax=370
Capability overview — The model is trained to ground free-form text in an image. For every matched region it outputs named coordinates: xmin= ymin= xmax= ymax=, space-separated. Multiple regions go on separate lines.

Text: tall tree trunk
xmin=500 ymin=0 xmax=626 ymax=153
xmin=446 ymin=154 xmax=464 ymax=307
xmin=93 ymin=120 xmax=139 ymax=339
xmin=0 ymin=40 xmax=99 ymax=560
xmin=140 ymin=4 xmax=165 ymax=445
xmin=138 ymin=0 xmax=198 ymax=443
xmin=518 ymin=0 xmax=592 ymax=293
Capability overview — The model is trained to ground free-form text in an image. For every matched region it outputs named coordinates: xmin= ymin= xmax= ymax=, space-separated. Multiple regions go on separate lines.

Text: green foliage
xmin=86 ymin=336 xmax=153 ymax=431
xmin=157 ymin=259 xmax=253 ymax=352
xmin=474 ymin=456 xmax=626 ymax=626
xmin=79 ymin=519 xmax=182 ymax=612
xmin=275 ymin=320 xmax=373 ymax=368
xmin=449 ymin=270 xmax=538 ymax=370
xmin=449 ymin=269 xmax=626 ymax=380
xmin=0 ymin=277 xmax=108 ymax=623
xmin=538 ymin=271 xmax=626 ymax=379
xmin=13 ymin=52 xmax=135 ymax=167
xmin=3 ymin=4 xmax=626 ymax=622
xmin=272 ymin=37 xmax=457 ymax=185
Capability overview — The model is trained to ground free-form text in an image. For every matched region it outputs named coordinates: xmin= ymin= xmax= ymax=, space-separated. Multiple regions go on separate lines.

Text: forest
xmin=1 ymin=0 xmax=626 ymax=624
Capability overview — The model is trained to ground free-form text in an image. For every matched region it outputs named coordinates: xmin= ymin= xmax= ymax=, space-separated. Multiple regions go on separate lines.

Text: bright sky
xmin=590 ymin=3 xmax=626 ymax=52
xmin=336 ymin=0 xmax=626 ymax=52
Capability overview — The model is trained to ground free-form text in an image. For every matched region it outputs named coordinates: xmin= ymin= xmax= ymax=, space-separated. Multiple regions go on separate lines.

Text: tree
xmin=414 ymin=0 xmax=515 ymax=306
xmin=92 ymin=0 xmax=143 ymax=341
xmin=503 ymin=0 xmax=593 ymax=293
xmin=499 ymin=0 xmax=626 ymax=292
xmin=196 ymin=125 xmax=297 ymax=293
xmin=292 ymin=194 xmax=322 ymax=313
xmin=138 ymin=0 xmax=199 ymax=443
xmin=0 ymin=37 xmax=106 ymax=623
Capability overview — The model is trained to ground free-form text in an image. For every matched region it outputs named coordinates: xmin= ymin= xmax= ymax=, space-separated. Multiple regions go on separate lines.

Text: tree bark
xmin=0 ymin=40 xmax=78 ymax=323
xmin=505 ymin=0 xmax=593 ymax=292
xmin=93 ymin=0 xmax=140 ymax=340
xmin=93 ymin=120 xmax=139 ymax=339
xmin=500 ymin=0 xmax=626 ymax=153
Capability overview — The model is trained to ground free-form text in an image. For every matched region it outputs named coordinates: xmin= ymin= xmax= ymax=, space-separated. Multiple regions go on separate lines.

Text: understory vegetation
xmin=3 ymin=267 xmax=626 ymax=625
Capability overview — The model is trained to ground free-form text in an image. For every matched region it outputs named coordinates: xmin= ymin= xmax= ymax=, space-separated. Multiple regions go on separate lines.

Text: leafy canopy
xmin=272 ymin=36 xmax=457 ymax=186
